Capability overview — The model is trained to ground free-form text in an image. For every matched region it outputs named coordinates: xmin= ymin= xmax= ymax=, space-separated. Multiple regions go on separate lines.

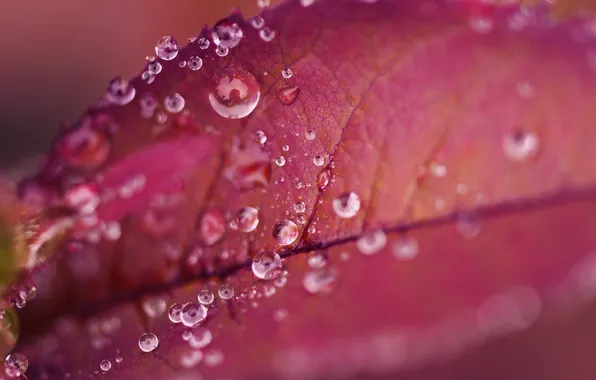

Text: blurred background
xmin=0 ymin=0 xmax=269 ymax=168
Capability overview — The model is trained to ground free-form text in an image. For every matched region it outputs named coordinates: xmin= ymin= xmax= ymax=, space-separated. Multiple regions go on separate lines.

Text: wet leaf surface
xmin=7 ymin=0 xmax=596 ymax=379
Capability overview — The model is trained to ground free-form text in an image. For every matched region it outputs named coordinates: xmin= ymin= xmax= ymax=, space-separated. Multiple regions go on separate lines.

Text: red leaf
xmin=9 ymin=0 xmax=596 ymax=379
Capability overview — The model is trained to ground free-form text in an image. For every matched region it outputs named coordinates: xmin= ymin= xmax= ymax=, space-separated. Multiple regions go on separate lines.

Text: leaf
xmin=8 ymin=0 xmax=596 ymax=379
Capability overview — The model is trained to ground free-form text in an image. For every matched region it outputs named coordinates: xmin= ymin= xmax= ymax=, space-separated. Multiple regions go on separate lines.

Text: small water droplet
xmin=275 ymin=156 xmax=286 ymax=167
xmin=104 ymin=77 xmax=136 ymax=105
xmin=469 ymin=15 xmax=494 ymax=34
xmin=4 ymin=353 xmax=28 ymax=378
xmin=204 ymin=349 xmax=224 ymax=367
xmin=333 ymin=192 xmax=361 ymax=218
xmin=293 ymin=201 xmax=306 ymax=213
xmin=278 ymin=86 xmax=300 ymax=105
xmin=200 ymin=208 xmax=226 ymax=246
xmin=255 ymin=130 xmax=267 ymax=145
xmin=142 ymin=297 xmax=166 ymax=318
xmin=305 ymin=129 xmax=316 ymax=140
xmin=430 ymin=162 xmax=447 ymax=177
xmin=317 ymin=169 xmax=331 ymax=190
xmin=209 ymin=66 xmax=260 ymax=119
xmin=218 ymin=284 xmax=235 ymax=300
xmin=273 ymin=308 xmax=289 ymax=322
xmin=155 ymin=36 xmax=179 ymax=60
xmin=308 ymin=251 xmax=327 ymax=269
xmin=181 ymin=303 xmax=208 ymax=327
xmin=456 ymin=213 xmax=481 ymax=240
xmin=356 ymin=230 xmax=387 ymax=255
xmin=301 ymin=0 xmax=315 ymax=6
xmin=297 ymin=214 xmax=307 ymax=224
xmin=259 ymin=27 xmax=276 ymax=42
xmin=212 ymin=20 xmax=244 ymax=49
xmin=198 ymin=37 xmax=210 ymax=49
xmin=303 ymin=268 xmax=338 ymax=295
xmin=313 ymin=154 xmax=325 ymax=167
xmin=281 ymin=68 xmax=293 ymax=79
xmin=198 ymin=289 xmax=215 ymax=305
xmin=141 ymin=71 xmax=155 ymax=84
xmin=250 ymin=16 xmax=265 ymax=29
xmin=100 ymin=359 xmax=111 ymax=372
xmin=180 ymin=350 xmax=203 ymax=368
xmin=188 ymin=56 xmax=203 ymax=71
xmin=257 ymin=0 xmax=270 ymax=8
xmin=263 ymin=284 xmax=277 ymax=297
xmin=215 ymin=46 xmax=229 ymax=57
xmin=188 ymin=327 xmax=212 ymax=348
xmin=252 ymin=251 xmax=283 ymax=280
xmin=138 ymin=332 xmax=159 ymax=352
xmin=235 ymin=206 xmax=260 ymax=232
xmin=164 ymin=93 xmax=185 ymax=113
xmin=392 ymin=235 xmax=419 ymax=260
xmin=503 ymin=130 xmax=539 ymax=161
xmin=168 ymin=303 xmax=183 ymax=323
xmin=147 ymin=60 xmax=163 ymax=74
xmin=273 ymin=220 xmax=299 ymax=245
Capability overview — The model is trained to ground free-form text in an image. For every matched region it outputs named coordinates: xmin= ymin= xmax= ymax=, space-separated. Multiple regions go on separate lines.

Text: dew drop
xmin=252 ymin=251 xmax=283 ymax=280
xmin=141 ymin=71 xmax=155 ymax=84
xmin=100 ymin=359 xmax=111 ymax=372
xmin=317 ymin=169 xmax=331 ymax=190
xmin=257 ymin=0 xmax=270 ymax=8
xmin=308 ymin=251 xmax=328 ymax=269
xmin=104 ymin=77 xmax=136 ymax=106
xmin=180 ymin=350 xmax=203 ymax=368
xmin=456 ymin=213 xmax=481 ymax=240
xmin=313 ymin=154 xmax=325 ymax=167
xmin=297 ymin=214 xmax=307 ymax=224
xmin=301 ymin=0 xmax=315 ymax=6
xmin=142 ymin=297 xmax=166 ymax=318
xmin=164 ymin=93 xmax=185 ymax=113
xmin=55 ymin=125 xmax=110 ymax=169
xmin=235 ymin=206 xmax=260 ymax=232
xmin=218 ymin=284 xmax=235 ymax=300
xmin=147 ymin=60 xmax=163 ymax=74
xmin=155 ymin=36 xmax=179 ymax=60
xmin=293 ymin=201 xmax=306 ymax=213
xmin=356 ymin=230 xmax=387 ymax=255
xmin=4 ymin=353 xmax=28 ymax=378
xmin=215 ymin=46 xmax=229 ymax=57
xmin=332 ymin=192 xmax=361 ymax=218
xmin=469 ymin=15 xmax=494 ymax=34
xmin=188 ymin=56 xmax=203 ymax=71
xmin=198 ymin=289 xmax=215 ymax=305
xmin=259 ymin=27 xmax=276 ymax=42
xmin=273 ymin=308 xmax=289 ymax=322
xmin=181 ymin=303 xmax=208 ymax=327
xmin=209 ymin=66 xmax=260 ymax=119
xmin=274 ymin=275 xmax=288 ymax=288
xmin=305 ymin=129 xmax=316 ymax=140
xmin=263 ymin=284 xmax=277 ymax=297
xmin=138 ymin=332 xmax=159 ymax=352
xmin=197 ymin=37 xmax=210 ymax=49
xmin=281 ymin=68 xmax=293 ymax=79
xmin=139 ymin=92 xmax=158 ymax=118
xmin=273 ymin=220 xmax=299 ymax=246
xmin=503 ymin=130 xmax=539 ymax=162
xmin=168 ymin=303 xmax=183 ymax=323
xmin=279 ymin=86 xmax=300 ymax=105
xmin=255 ymin=130 xmax=267 ymax=145
xmin=250 ymin=16 xmax=265 ymax=29
xmin=212 ymin=20 xmax=244 ymax=49
xmin=199 ymin=208 xmax=226 ymax=246
xmin=275 ymin=156 xmax=286 ymax=167
xmin=204 ymin=349 xmax=224 ymax=367
xmin=188 ymin=327 xmax=212 ymax=349
xmin=303 ymin=268 xmax=338 ymax=295
xmin=392 ymin=235 xmax=418 ymax=260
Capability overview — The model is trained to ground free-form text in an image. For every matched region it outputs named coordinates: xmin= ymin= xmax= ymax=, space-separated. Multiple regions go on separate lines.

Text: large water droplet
xmin=333 ymin=192 xmax=361 ymax=218
xmin=100 ymin=359 xmax=112 ymax=372
xmin=164 ymin=93 xmax=185 ymax=113
xmin=4 ymin=353 xmax=28 ymax=378
xmin=198 ymin=289 xmax=215 ymax=305
xmin=356 ymin=230 xmax=387 ymax=255
xmin=188 ymin=56 xmax=203 ymax=71
xmin=155 ymin=36 xmax=179 ymax=61
xmin=142 ymin=297 xmax=166 ymax=318
xmin=235 ymin=206 xmax=260 ymax=232
xmin=279 ymin=86 xmax=300 ymax=105
xmin=168 ymin=303 xmax=183 ymax=323
xmin=252 ymin=251 xmax=283 ymax=280
xmin=218 ymin=284 xmax=235 ymax=300
xmin=209 ymin=66 xmax=260 ymax=119
xmin=392 ymin=235 xmax=418 ymax=260
xmin=272 ymin=220 xmax=299 ymax=245
xmin=138 ymin=332 xmax=159 ymax=352
xmin=188 ymin=327 xmax=212 ymax=349
xmin=303 ymin=268 xmax=338 ymax=295
xmin=503 ymin=130 xmax=539 ymax=161
xmin=212 ymin=20 xmax=244 ymax=49
xmin=104 ymin=77 xmax=136 ymax=106
xmin=181 ymin=303 xmax=207 ymax=327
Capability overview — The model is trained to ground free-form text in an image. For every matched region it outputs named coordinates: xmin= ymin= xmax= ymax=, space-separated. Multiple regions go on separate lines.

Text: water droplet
xmin=281 ymin=68 xmax=293 ymax=79
xmin=430 ymin=162 xmax=447 ymax=177
xmin=308 ymin=251 xmax=327 ymax=269
xmin=199 ymin=208 xmax=226 ymax=246
xmin=138 ymin=332 xmax=159 ymax=352
xmin=104 ymin=77 xmax=136 ymax=105
xmin=293 ymin=201 xmax=306 ymax=213
xmin=142 ymin=297 xmax=166 ymax=318
xmin=300 ymin=0 xmax=314 ymax=6
xmin=252 ymin=251 xmax=283 ymax=280
xmin=4 ymin=353 xmax=28 ymax=378
xmin=55 ymin=126 xmax=110 ymax=169
xmin=275 ymin=156 xmax=286 ymax=167
xmin=212 ymin=20 xmax=244 ymax=49
xmin=147 ymin=60 xmax=163 ymax=74
xmin=155 ymin=36 xmax=179 ymax=60
xmin=218 ymin=284 xmax=235 ymax=300
xmin=215 ymin=46 xmax=229 ymax=57
xmin=168 ymin=303 xmax=183 ymax=323
xmin=188 ymin=327 xmax=212 ymax=349
xmin=181 ymin=303 xmax=208 ymax=327
xmin=356 ymin=230 xmax=387 ymax=255
xmin=469 ymin=15 xmax=494 ymax=34
xmin=305 ymin=129 xmax=316 ymax=140
xmin=263 ymin=284 xmax=277 ymax=297
xmin=64 ymin=183 xmax=100 ymax=214
xmin=164 ymin=93 xmax=185 ymax=113
xmin=180 ymin=350 xmax=203 ymax=368
xmin=255 ymin=130 xmax=267 ymax=145
xmin=198 ymin=289 xmax=215 ymax=305
xmin=139 ymin=92 xmax=158 ymax=118
xmin=503 ymin=130 xmax=539 ymax=161
xmin=279 ymin=86 xmax=300 ymax=105
xmin=259 ymin=27 xmax=276 ymax=42
xmin=235 ymin=206 xmax=260 ymax=232
xmin=198 ymin=37 xmax=210 ymax=49
xmin=204 ymin=349 xmax=224 ymax=367
xmin=209 ymin=66 xmax=260 ymax=119
xmin=100 ymin=359 xmax=111 ymax=372
xmin=178 ymin=60 xmax=187 ymax=68
xmin=317 ymin=169 xmax=331 ymax=190
xmin=456 ymin=213 xmax=481 ymax=240
xmin=273 ymin=308 xmax=289 ymax=322
xmin=303 ymin=268 xmax=338 ymax=295
xmin=257 ymin=0 xmax=270 ymax=8
xmin=115 ymin=354 xmax=123 ymax=364
xmin=313 ymin=154 xmax=325 ymax=167
xmin=273 ymin=220 xmax=299 ymax=245
xmin=250 ymin=16 xmax=265 ymax=29
xmin=141 ymin=71 xmax=155 ymax=84
xmin=282 ymin=144 xmax=289 ymax=152
xmin=332 ymin=192 xmax=361 ymax=218
xmin=188 ymin=56 xmax=203 ymax=71
xmin=392 ymin=235 xmax=418 ymax=260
